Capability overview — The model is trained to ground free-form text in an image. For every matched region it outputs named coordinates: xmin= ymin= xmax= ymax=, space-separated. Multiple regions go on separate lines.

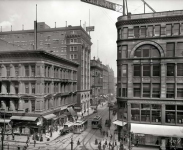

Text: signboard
xmin=81 ymin=0 xmax=123 ymax=13
xmin=86 ymin=26 xmax=95 ymax=32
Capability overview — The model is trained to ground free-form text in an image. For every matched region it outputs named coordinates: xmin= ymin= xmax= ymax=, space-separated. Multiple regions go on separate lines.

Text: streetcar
xmin=62 ymin=121 xmax=74 ymax=134
xmin=73 ymin=119 xmax=88 ymax=134
xmin=91 ymin=115 xmax=102 ymax=129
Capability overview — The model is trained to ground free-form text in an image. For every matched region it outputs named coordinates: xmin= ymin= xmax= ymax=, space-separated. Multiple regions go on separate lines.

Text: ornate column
xmin=161 ymin=63 xmax=166 ymax=98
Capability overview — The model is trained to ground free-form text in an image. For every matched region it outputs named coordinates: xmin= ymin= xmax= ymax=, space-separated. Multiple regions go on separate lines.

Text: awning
xmin=74 ymin=106 xmax=81 ymax=110
xmin=43 ymin=114 xmax=56 ymax=120
xmin=67 ymin=107 xmax=77 ymax=116
xmin=113 ymin=120 xmax=127 ymax=126
xmin=0 ymin=119 xmax=11 ymax=124
xmin=131 ymin=123 xmax=183 ymax=138
xmin=10 ymin=116 xmax=37 ymax=121
xmin=61 ymin=106 xmax=67 ymax=110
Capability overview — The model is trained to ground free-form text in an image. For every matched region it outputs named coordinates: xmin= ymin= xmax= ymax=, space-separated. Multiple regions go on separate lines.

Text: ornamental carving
xmin=177 ymin=78 xmax=183 ymax=82
xmin=152 ymin=77 xmax=160 ymax=82
xmin=142 ymin=77 xmax=150 ymax=82
xmin=133 ymin=77 xmax=141 ymax=82
xmin=129 ymin=100 xmax=183 ymax=105
xmin=166 ymin=77 xmax=174 ymax=82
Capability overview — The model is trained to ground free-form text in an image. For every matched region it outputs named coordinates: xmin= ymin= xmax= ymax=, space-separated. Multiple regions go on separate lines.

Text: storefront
xmin=113 ymin=120 xmax=183 ymax=149
xmin=43 ymin=114 xmax=56 ymax=133
xmin=10 ymin=116 xmax=38 ymax=135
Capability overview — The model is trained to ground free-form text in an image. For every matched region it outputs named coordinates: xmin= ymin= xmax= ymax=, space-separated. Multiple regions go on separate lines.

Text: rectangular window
xmin=166 ymin=105 xmax=175 ymax=123
xmin=177 ymin=63 xmax=183 ymax=76
xmin=31 ymin=83 xmax=35 ymax=94
xmin=166 ymin=83 xmax=175 ymax=98
xmin=74 ymin=39 xmax=77 ymax=43
xmin=15 ymin=84 xmax=19 ymax=94
xmin=133 ymin=84 xmax=141 ymax=97
xmin=161 ymin=26 xmax=166 ymax=36
xmin=140 ymin=26 xmax=146 ymax=37
xmin=122 ymin=84 xmax=127 ymax=97
xmin=147 ymin=26 xmax=153 ymax=37
xmin=25 ymin=83 xmax=29 ymax=94
xmin=37 ymin=66 xmax=40 ymax=76
xmin=121 ymin=45 xmax=127 ymax=58
xmin=122 ymin=65 xmax=127 ymax=77
xmin=117 ymin=67 xmax=121 ymax=78
xmin=141 ymin=104 xmax=150 ymax=122
xmin=131 ymin=103 xmax=140 ymax=121
xmin=70 ymin=46 xmax=73 ymax=51
xmin=74 ymin=46 xmax=77 ymax=51
xmin=177 ymin=83 xmax=183 ymax=98
xmin=25 ymin=66 xmax=29 ymax=77
xmin=31 ymin=66 xmax=35 ymax=77
xmin=167 ymin=64 xmax=175 ymax=76
xmin=134 ymin=26 xmax=139 ymax=38
xmin=153 ymin=64 xmax=160 ymax=76
xmin=152 ymin=104 xmax=161 ymax=123
xmin=155 ymin=25 xmax=160 ymax=36
xmin=143 ymin=83 xmax=150 ymax=97
xmin=143 ymin=65 xmax=150 ymax=76
xmin=181 ymin=24 xmax=183 ymax=34
xmin=177 ymin=42 xmax=183 ymax=57
xmin=134 ymin=49 xmax=141 ymax=57
xmin=15 ymin=66 xmax=19 ymax=77
xmin=166 ymin=24 xmax=172 ymax=36
xmin=7 ymin=66 xmax=10 ymax=77
xmin=122 ymin=27 xmax=128 ymax=39
xmin=118 ymin=46 xmax=122 ymax=59
xmin=134 ymin=65 xmax=141 ymax=76
xmin=152 ymin=84 xmax=160 ymax=98
xmin=118 ymin=28 xmax=121 ymax=39
xmin=173 ymin=23 xmax=180 ymax=35
xmin=118 ymin=87 xmax=121 ymax=97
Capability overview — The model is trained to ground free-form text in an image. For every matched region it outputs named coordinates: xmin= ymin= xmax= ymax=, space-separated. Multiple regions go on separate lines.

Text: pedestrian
xmin=136 ymin=138 xmax=139 ymax=147
xmin=103 ymin=131 xmax=105 ymax=136
xmin=110 ymin=134 xmax=112 ymax=140
xmin=103 ymin=144 xmax=106 ymax=150
xmin=34 ymin=140 xmax=36 ymax=147
xmin=106 ymin=131 xmax=108 ymax=137
xmin=105 ymin=140 xmax=107 ymax=146
xmin=115 ymin=140 xmax=117 ymax=146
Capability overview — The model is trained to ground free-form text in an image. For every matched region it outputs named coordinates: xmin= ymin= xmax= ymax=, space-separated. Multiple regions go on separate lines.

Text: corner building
xmin=0 ymin=22 xmax=92 ymax=114
xmin=0 ymin=49 xmax=78 ymax=135
xmin=116 ymin=10 xmax=183 ymax=149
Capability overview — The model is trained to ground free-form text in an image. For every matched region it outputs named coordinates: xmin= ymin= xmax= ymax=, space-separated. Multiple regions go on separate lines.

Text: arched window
xmin=134 ymin=45 xmax=160 ymax=58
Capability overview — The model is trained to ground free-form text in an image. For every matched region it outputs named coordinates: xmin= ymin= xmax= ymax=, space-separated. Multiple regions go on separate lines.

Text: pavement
xmin=1 ymin=106 xmax=95 ymax=146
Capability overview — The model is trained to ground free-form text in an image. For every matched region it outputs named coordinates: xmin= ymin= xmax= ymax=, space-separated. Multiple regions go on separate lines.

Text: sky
xmin=0 ymin=0 xmax=183 ymax=77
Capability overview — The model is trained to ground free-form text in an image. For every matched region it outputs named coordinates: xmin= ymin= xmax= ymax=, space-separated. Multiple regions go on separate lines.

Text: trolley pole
xmin=109 ymin=105 xmax=111 ymax=128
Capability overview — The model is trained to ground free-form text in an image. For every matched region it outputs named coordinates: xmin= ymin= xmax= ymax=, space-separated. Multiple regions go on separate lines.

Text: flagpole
xmin=89 ymin=9 xmax=90 ymax=36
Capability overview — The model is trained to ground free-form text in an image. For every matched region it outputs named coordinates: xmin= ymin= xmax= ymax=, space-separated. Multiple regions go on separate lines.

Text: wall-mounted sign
xmin=86 ymin=26 xmax=95 ymax=32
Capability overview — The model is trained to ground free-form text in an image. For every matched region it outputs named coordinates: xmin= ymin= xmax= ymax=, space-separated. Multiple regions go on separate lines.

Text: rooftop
xmin=118 ymin=9 xmax=183 ymax=21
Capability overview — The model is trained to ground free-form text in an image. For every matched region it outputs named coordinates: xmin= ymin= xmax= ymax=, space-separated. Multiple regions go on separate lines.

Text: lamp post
xmin=1 ymin=109 xmax=6 ymax=150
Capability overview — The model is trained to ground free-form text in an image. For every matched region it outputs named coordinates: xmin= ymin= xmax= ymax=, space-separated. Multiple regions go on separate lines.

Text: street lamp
xmin=1 ymin=108 xmax=6 ymax=150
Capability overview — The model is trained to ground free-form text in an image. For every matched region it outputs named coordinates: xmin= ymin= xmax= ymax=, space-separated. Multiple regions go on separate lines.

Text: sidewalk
xmin=3 ymin=107 xmax=94 ymax=145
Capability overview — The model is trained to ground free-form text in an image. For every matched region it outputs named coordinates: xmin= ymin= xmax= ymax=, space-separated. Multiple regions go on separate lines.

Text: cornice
xmin=116 ymin=15 xmax=183 ymax=27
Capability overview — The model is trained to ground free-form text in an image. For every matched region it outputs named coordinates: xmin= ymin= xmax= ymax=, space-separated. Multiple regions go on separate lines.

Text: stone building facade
xmin=115 ymin=10 xmax=183 ymax=149
xmin=0 ymin=50 xmax=78 ymax=135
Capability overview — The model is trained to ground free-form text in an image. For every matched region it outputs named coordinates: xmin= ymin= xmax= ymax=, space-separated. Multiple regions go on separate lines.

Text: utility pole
xmin=71 ymin=136 xmax=73 ymax=150
xmin=108 ymin=104 xmax=111 ymax=128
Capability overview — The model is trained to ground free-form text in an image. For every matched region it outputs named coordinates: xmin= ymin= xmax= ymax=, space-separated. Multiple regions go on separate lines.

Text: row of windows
xmin=130 ymin=104 xmax=183 ymax=124
xmin=118 ymin=43 xmax=183 ymax=59
xmin=70 ymin=46 xmax=78 ymax=51
xmin=118 ymin=63 xmax=183 ymax=78
xmin=118 ymin=83 xmax=183 ymax=98
xmin=118 ymin=23 xmax=183 ymax=39
xmin=70 ymin=54 xmax=78 ymax=59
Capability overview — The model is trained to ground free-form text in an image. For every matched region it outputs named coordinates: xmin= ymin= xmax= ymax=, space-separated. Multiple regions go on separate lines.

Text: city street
xmin=1 ymin=102 xmax=158 ymax=150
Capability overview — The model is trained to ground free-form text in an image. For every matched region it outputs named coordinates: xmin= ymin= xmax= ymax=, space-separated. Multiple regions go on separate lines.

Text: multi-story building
xmin=90 ymin=57 xmax=103 ymax=107
xmin=115 ymin=10 xmax=183 ymax=149
xmin=107 ymin=65 xmax=115 ymax=100
xmin=0 ymin=22 xmax=92 ymax=114
xmin=0 ymin=48 xmax=78 ymax=135
xmin=102 ymin=64 xmax=109 ymax=98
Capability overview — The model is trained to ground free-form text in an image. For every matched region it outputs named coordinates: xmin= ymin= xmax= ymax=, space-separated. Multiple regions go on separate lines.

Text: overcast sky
xmin=0 ymin=0 xmax=183 ymax=77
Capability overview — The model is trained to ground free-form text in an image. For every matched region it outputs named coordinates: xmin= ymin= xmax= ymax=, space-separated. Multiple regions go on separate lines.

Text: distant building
xmin=102 ymin=64 xmax=109 ymax=97
xmin=107 ymin=65 xmax=115 ymax=100
xmin=90 ymin=57 xmax=103 ymax=107
xmin=115 ymin=10 xmax=183 ymax=148
xmin=0 ymin=22 xmax=92 ymax=114
xmin=0 ymin=48 xmax=78 ymax=135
